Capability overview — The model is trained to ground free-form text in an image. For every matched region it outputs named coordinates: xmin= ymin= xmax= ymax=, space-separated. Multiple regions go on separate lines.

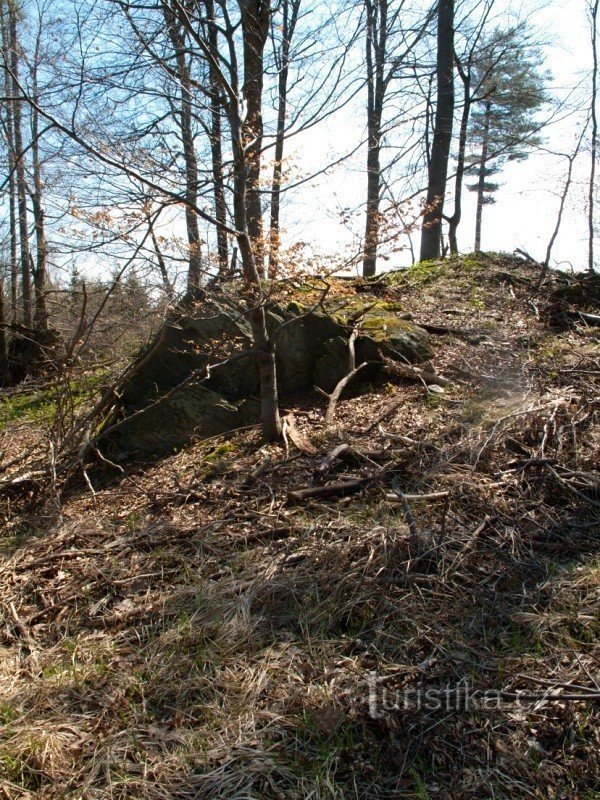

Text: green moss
xmin=0 ymin=704 xmax=18 ymax=725
xmin=0 ymin=371 xmax=107 ymax=430
xmin=0 ymin=387 xmax=57 ymax=427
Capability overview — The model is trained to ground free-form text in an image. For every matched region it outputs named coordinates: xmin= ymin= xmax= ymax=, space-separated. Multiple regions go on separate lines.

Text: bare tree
xmin=0 ymin=0 xmax=17 ymax=322
xmin=5 ymin=0 xmax=32 ymax=326
xmin=446 ymin=0 xmax=495 ymax=254
xmin=361 ymin=0 xmax=431 ymax=277
xmin=268 ymin=0 xmax=301 ymax=277
xmin=162 ymin=1 xmax=204 ymax=299
xmin=589 ymin=0 xmax=598 ymax=273
xmin=420 ymin=0 xmax=454 ymax=262
xmin=363 ymin=0 xmax=388 ymax=278
xmin=28 ymin=8 xmax=49 ymax=330
xmin=544 ymin=125 xmax=587 ymax=269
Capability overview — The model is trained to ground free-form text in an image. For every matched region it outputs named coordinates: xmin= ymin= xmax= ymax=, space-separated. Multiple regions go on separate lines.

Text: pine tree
xmin=466 ymin=28 xmax=549 ymax=251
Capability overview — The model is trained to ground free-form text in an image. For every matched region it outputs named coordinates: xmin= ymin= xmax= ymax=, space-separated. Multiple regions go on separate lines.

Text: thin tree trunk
xmin=205 ymin=0 xmax=228 ymax=275
xmin=0 ymin=279 xmax=9 ymax=384
xmin=1 ymin=2 xmax=18 ymax=323
xmin=163 ymin=1 xmax=203 ymax=299
xmin=362 ymin=0 xmax=386 ymax=278
xmin=8 ymin=158 xmax=18 ymax=323
xmin=145 ymin=209 xmax=175 ymax=298
xmin=231 ymin=138 xmax=281 ymax=439
xmin=9 ymin=2 xmax=32 ymax=327
xmin=363 ymin=134 xmax=382 ymax=277
xmin=589 ymin=0 xmax=598 ymax=273
xmin=420 ymin=0 xmax=454 ymax=262
xmin=268 ymin=0 xmax=300 ymax=277
xmin=474 ymin=99 xmax=491 ymax=252
xmin=448 ymin=64 xmax=471 ymax=255
xmin=545 ymin=126 xmax=586 ymax=268
xmin=31 ymin=37 xmax=48 ymax=332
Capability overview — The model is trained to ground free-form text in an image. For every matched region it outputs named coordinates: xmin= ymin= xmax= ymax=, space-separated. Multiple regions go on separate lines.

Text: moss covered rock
xmin=97 ymin=290 xmax=431 ymax=459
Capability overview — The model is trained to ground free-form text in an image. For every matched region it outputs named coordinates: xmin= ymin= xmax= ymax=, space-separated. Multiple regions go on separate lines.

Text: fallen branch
xmin=324 ymin=328 xmax=369 ymax=425
xmin=383 ymin=355 xmax=451 ymax=387
xmin=574 ymin=311 xmax=600 ymax=326
xmin=282 ymin=413 xmax=318 ymax=454
xmin=363 ymin=397 xmax=407 ymax=432
xmin=288 ymin=477 xmax=371 ymax=502
xmin=390 ymin=478 xmax=419 ymax=540
xmin=378 ymin=425 xmax=420 ymax=446
xmin=317 ymin=444 xmax=402 ymax=474
xmin=385 ymin=491 xmax=449 ymax=503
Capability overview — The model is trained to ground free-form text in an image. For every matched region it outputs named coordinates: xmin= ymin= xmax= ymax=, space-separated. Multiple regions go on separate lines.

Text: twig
xmin=385 ymin=491 xmax=449 ymax=503
xmin=325 ymin=328 xmax=368 ymax=425
xmin=383 ymin=355 xmax=451 ymax=387
xmin=390 ymin=477 xmax=419 ymax=540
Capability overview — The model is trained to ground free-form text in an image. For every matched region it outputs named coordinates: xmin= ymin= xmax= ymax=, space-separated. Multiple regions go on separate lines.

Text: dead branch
xmin=282 ymin=412 xmax=318 ymax=454
xmin=383 ymin=355 xmax=451 ymax=387
xmin=385 ymin=491 xmax=449 ymax=503
xmin=324 ymin=328 xmax=369 ymax=426
xmin=288 ymin=477 xmax=371 ymax=502
xmin=390 ymin=477 xmax=419 ymax=540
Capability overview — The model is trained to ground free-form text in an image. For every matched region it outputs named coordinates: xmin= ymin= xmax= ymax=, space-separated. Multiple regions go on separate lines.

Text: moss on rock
xmin=96 ymin=286 xmax=431 ymax=459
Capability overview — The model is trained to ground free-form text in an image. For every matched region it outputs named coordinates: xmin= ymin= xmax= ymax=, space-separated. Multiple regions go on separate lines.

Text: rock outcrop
xmin=97 ymin=290 xmax=431 ymax=459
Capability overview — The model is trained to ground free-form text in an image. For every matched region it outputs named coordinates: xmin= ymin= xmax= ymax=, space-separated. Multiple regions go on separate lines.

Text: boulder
xmin=96 ymin=291 xmax=431 ymax=459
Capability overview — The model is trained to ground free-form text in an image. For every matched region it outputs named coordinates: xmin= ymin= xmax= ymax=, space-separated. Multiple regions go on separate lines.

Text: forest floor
xmin=0 ymin=253 xmax=599 ymax=799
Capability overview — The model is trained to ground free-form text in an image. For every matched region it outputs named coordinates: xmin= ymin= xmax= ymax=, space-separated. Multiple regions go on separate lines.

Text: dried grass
xmin=0 ymin=255 xmax=598 ymax=799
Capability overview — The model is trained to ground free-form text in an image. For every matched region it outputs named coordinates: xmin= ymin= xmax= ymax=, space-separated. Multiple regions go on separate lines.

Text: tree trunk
xmin=205 ymin=0 xmax=229 ymax=276
xmin=362 ymin=0 xmax=387 ymax=278
xmin=419 ymin=0 xmax=454 ymax=262
xmin=448 ymin=66 xmax=471 ymax=255
xmin=146 ymin=209 xmax=175 ymax=298
xmin=0 ymin=279 xmax=9 ymax=385
xmin=363 ymin=134 xmax=382 ymax=277
xmin=474 ymin=99 xmax=491 ymax=252
xmin=31 ymin=42 xmax=48 ymax=332
xmin=240 ymin=0 xmax=270 ymax=277
xmin=163 ymin=2 xmax=203 ymax=299
xmin=589 ymin=0 xmax=598 ymax=273
xmin=268 ymin=0 xmax=300 ymax=277
xmin=227 ymin=0 xmax=281 ymax=439
xmin=9 ymin=2 xmax=32 ymax=327
xmin=232 ymin=148 xmax=281 ymax=440
xmin=1 ymin=3 xmax=18 ymax=324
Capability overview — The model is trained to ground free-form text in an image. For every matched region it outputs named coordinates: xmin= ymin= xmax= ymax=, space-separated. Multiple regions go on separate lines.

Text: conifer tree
xmin=466 ymin=29 xmax=549 ymax=251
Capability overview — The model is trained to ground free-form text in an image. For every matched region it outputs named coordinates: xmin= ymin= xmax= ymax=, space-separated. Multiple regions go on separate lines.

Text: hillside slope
xmin=0 ymin=253 xmax=598 ymax=799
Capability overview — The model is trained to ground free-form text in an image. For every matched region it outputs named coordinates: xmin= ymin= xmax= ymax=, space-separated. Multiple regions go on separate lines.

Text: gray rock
xmin=96 ymin=292 xmax=432 ymax=459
